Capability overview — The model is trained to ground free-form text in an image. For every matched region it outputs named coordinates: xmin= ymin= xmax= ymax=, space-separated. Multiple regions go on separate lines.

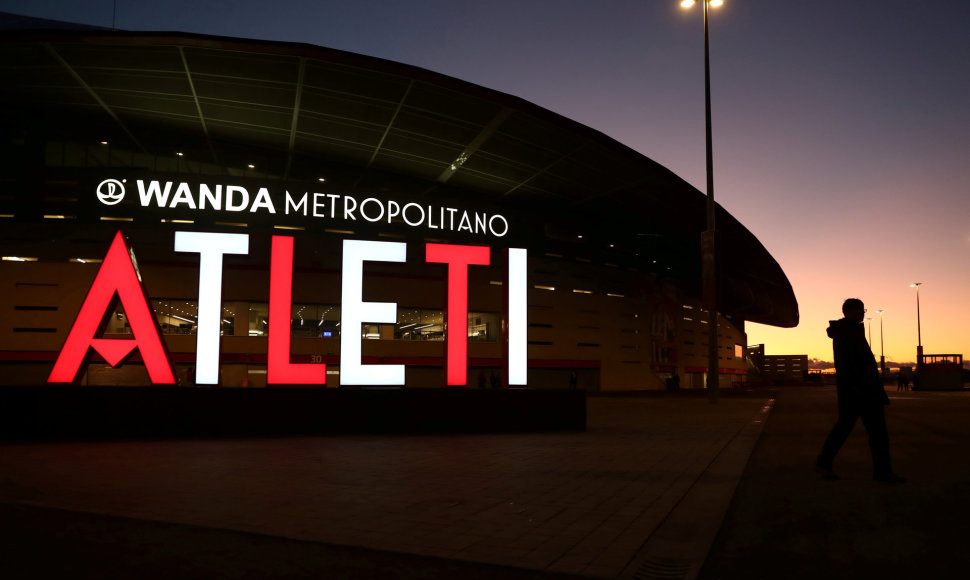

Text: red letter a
xmin=48 ymin=230 xmax=175 ymax=384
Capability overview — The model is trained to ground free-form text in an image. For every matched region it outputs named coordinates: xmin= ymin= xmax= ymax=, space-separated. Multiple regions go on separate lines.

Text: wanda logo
xmin=96 ymin=179 xmax=126 ymax=205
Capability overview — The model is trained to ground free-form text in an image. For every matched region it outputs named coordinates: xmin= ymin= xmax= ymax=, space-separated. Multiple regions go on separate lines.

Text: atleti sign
xmin=47 ymin=230 xmax=528 ymax=387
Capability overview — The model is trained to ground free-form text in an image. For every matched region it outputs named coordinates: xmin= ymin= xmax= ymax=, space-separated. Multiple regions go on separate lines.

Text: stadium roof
xmin=0 ymin=13 xmax=797 ymax=327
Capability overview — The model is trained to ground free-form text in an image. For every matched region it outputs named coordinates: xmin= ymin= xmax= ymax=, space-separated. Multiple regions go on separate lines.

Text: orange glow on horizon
xmin=747 ymin=279 xmax=970 ymax=366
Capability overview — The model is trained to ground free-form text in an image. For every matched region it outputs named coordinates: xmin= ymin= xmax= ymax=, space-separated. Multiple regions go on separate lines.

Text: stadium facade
xmin=0 ymin=15 xmax=798 ymax=391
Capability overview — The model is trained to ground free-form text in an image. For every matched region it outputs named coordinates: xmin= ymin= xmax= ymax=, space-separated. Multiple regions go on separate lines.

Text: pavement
xmin=1 ymin=386 xmax=967 ymax=579
xmin=700 ymin=385 xmax=970 ymax=580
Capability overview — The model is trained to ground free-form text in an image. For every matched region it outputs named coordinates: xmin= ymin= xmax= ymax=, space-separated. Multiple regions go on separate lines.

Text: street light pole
xmin=865 ymin=317 xmax=873 ymax=348
xmin=875 ymin=309 xmax=885 ymax=376
xmin=911 ymin=282 xmax=923 ymax=366
xmin=681 ymin=0 xmax=722 ymax=403
xmin=703 ymin=0 xmax=718 ymax=404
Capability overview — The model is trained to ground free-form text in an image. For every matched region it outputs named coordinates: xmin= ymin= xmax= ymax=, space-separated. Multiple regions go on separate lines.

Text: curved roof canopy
xmin=0 ymin=15 xmax=797 ymax=327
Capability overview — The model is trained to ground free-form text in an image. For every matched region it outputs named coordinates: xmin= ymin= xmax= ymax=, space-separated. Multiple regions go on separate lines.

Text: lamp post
xmin=681 ymin=0 xmax=723 ymax=402
xmin=911 ymin=283 xmax=923 ymax=367
xmin=875 ymin=309 xmax=885 ymax=376
xmin=865 ymin=317 xmax=874 ymax=348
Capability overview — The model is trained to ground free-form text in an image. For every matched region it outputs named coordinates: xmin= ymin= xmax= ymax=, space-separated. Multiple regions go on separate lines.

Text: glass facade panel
xmin=153 ymin=299 xmax=235 ymax=336
xmin=395 ymin=308 xmax=443 ymax=341
xmin=248 ymin=303 xmax=342 ymax=338
xmin=293 ymin=304 xmax=341 ymax=338
xmin=105 ymin=304 xmax=130 ymax=334
xmin=108 ymin=301 xmax=493 ymax=341
xmin=361 ymin=323 xmax=382 ymax=340
xmin=106 ymin=299 xmax=237 ymax=335
xmin=393 ymin=308 xmax=498 ymax=342
xmin=468 ymin=311 xmax=498 ymax=342
xmin=248 ymin=302 xmax=269 ymax=336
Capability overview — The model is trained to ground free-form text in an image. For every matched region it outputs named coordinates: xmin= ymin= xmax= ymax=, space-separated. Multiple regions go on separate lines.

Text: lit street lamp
xmin=680 ymin=0 xmax=723 ymax=402
xmin=875 ymin=309 xmax=886 ymax=376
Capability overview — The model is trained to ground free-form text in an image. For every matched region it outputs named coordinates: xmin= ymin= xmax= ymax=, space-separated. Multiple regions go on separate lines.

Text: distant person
xmin=816 ymin=298 xmax=905 ymax=483
xmin=896 ymin=375 xmax=905 ymax=392
xmin=477 ymin=371 xmax=487 ymax=389
xmin=489 ymin=371 xmax=500 ymax=389
xmin=569 ymin=371 xmax=578 ymax=390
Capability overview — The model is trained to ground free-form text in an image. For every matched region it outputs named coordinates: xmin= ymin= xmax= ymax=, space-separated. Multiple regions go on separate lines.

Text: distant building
xmin=747 ymin=345 xmax=808 ymax=382
xmin=762 ymin=355 xmax=809 ymax=382
xmin=917 ymin=354 xmax=964 ymax=390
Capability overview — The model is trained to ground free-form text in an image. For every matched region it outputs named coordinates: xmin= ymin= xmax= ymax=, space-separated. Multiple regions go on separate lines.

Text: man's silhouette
xmin=816 ymin=298 xmax=905 ymax=483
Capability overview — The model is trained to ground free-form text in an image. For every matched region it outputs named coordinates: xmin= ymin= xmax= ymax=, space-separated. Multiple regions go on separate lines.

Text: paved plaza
xmin=701 ymin=386 xmax=970 ymax=580
xmin=0 ymin=393 xmax=769 ymax=579
xmin=2 ymin=386 xmax=968 ymax=579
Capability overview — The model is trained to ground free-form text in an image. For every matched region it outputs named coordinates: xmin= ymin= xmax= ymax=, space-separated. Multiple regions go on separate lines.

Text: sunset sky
xmin=4 ymin=0 xmax=969 ymax=365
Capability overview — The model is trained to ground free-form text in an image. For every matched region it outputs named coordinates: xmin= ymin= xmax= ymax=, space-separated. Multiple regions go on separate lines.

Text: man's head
xmin=842 ymin=298 xmax=865 ymax=322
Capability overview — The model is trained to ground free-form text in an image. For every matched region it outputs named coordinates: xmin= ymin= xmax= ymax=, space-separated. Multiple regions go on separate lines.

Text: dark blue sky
xmin=3 ymin=0 xmax=970 ymax=361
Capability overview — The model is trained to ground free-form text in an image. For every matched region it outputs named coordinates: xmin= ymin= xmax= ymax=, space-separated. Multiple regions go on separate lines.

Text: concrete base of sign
xmin=0 ymin=387 xmax=586 ymax=440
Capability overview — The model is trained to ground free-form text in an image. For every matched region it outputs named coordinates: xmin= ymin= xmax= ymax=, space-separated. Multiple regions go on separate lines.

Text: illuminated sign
xmin=340 ymin=239 xmax=407 ymax=385
xmin=174 ymin=231 xmax=249 ymax=385
xmin=426 ymin=243 xmax=491 ymax=385
xmin=96 ymin=179 xmax=126 ymax=205
xmin=48 ymin=230 xmax=528 ymax=387
xmin=506 ymin=248 xmax=528 ymax=386
xmin=267 ymin=235 xmax=328 ymax=385
xmin=96 ymin=178 xmax=510 ymax=238
xmin=48 ymin=231 xmax=175 ymax=384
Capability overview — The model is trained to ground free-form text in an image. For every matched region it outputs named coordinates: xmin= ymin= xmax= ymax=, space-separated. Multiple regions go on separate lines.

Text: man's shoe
xmin=873 ymin=472 xmax=906 ymax=484
xmin=815 ymin=465 xmax=838 ymax=481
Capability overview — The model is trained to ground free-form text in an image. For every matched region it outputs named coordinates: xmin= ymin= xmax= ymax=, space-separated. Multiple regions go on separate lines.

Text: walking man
xmin=816 ymin=298 xmax=905 ymax=483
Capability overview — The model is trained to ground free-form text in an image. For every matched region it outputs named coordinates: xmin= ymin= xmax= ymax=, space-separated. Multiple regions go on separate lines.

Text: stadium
xmin=0 ymin=14 xmax=797 ymax=394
